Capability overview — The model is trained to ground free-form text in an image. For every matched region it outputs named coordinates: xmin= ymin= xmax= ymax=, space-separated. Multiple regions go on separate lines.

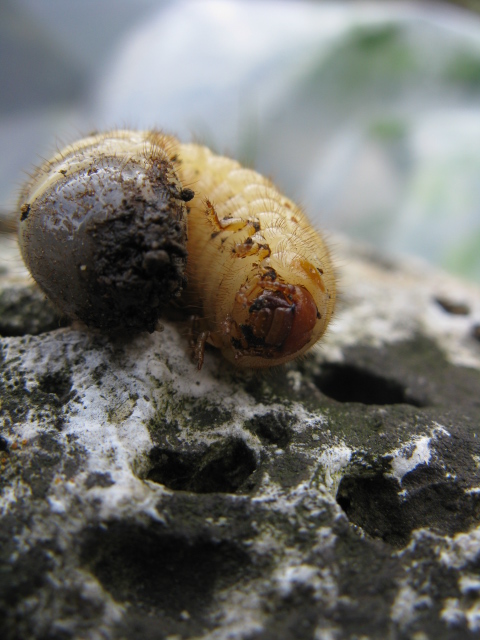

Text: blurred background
xmin=2 ymin=0 xmax=480 ymax=282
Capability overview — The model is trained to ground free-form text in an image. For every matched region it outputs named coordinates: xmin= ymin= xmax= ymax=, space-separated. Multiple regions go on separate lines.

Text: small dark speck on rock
xmin=435 ymin=296 xmax=470 ymax=315
xmin=85 ymin=472 xmax=115 ymax=489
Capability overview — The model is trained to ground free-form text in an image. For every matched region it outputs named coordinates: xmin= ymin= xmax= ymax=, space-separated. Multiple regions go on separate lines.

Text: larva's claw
xmin=188 ymin=314 xmax=208 ymax=370
xmin=194 ymin=331 xmax=209 ymax=370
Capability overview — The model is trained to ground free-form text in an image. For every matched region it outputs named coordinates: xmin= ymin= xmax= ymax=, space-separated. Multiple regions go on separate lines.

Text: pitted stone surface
xmin=1 ymin=234 xmax=480 ymax=640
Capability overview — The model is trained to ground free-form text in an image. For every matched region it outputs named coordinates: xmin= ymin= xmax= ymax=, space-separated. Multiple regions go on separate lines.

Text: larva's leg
xmin=194 ymin=331 xmax=209 ymax=370
xmin=189 ymin=312 xmax=237 ymax=368
xmin=188 ymin=314 xmax=215 ymax=370
xmin=204 ymin=199 xmax=259 ymax=235
xmin=204 ymin=200 xmax=223 ymax=232
xmin=232 ymin=238 xmax=271 ymax=260
xmin=233 ymin=270 xmax=276 ymax=309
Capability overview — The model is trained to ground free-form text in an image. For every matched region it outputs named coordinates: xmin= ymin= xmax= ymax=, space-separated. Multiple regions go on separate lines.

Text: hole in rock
xmin=337 ymin=473 xmax=411 ymax=547
xmin=146 ymin=438 xmax=257 ymax=493
xmin=37 ymin=371 xmax=72 ymax=405
xmin=337 ymin=466 xmax=480 ymax=548
xmin=81 ymin=523 xmax=250 ymax=620
xmin=315 ymin=364 xmax=424 ymax=406
xmin=244 ymin=412 xmax=293 ymax=448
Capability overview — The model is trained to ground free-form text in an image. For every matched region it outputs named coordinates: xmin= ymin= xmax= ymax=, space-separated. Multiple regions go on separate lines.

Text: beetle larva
xmin=18 ymin=129 xmax=336 ymax=368
xmin=18 ymin=130 xmax=192 ymax=333
xmin=176 ymin=143 xmax=336 ymax=369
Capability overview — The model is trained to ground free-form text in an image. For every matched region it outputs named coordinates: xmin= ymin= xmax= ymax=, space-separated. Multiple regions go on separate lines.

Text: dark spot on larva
xmin=180 ymin=188 xmax=195 ymax=202
xmin=261 ymin=268 xmax=277 ymax=281
xmin=238 ymin=325 xmax=266 ymax=349
xmin=435 ymin=296 xmax=470 ymax=315
xmin=171 ymin=154 xmax=178 ymax=161
xmin=211 ymin=231 xmax=221 ymax=239
xmin=231 ymin=337 xmax=243 ymax=350
xmin=317 ymin=267 xmax=324 ymax=275
xmin=58 ymin=169 xmax=67 ymax=176
xmin=291 ymin=216 xmax=298 ymax=223
xmin=317 ymin=311 xmax=322 ymax=319
xmin=20 ymin=204 xmax=30 ymax=221
xmin=252 ymin=221 xmax=260 ymax=232
xmin=245 ymin=237 xmax=253 ymax=245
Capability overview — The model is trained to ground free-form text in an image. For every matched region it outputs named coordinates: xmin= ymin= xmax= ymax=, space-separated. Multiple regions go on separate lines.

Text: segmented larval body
xmin=177 ymin=143 xmax=336 ymax=368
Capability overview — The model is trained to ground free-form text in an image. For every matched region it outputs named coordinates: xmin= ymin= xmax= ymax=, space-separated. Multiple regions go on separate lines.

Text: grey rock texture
xmin=1 ymin=234 xmax=480 ymax=640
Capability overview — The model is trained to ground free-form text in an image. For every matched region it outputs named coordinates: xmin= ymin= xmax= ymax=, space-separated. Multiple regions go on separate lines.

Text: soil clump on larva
xmin=1 ymin=234 xmax=480 ymax=640
xmin=17 ymin=132 xmax=189 ymax=334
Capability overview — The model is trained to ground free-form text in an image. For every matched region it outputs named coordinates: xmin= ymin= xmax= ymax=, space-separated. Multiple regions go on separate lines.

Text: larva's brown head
xmin=225 ymin=258 xmax=335 ymax=368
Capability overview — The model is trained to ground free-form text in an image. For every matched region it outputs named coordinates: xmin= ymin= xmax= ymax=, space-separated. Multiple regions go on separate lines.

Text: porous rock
xmin=1 ymin=235 xmax=480 ymax=640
